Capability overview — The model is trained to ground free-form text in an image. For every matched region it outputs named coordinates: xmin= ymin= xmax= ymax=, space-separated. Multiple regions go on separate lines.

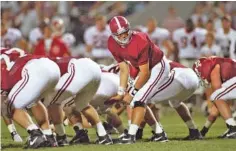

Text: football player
xmin=84 ymin=15 xmax=113 ymax=64
xmin=1 ymin=47 xmax=60 ymax=148
xmin=140 ymin=17 xmax=174 ymax=59
xmin=107 ymin=16 xmax=201 ymax=144
xmin=1 ymin=22 xmax=28 ymax=50
xmin=193 ymin=57 xmax=236 ymax=139
xmin=173 ymin=18 xmax=206 ymax=67
xmin=215 ymin=15 xmax=236 ymax=59
xmin=43 ymin=57 xmax=113 ymax=146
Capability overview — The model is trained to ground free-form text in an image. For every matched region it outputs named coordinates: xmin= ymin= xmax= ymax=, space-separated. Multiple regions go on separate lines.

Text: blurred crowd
xmin=1 ymin=1 xmax=236 ymax=67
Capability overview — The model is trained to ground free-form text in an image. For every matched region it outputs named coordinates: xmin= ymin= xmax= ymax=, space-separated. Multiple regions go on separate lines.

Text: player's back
xmin=212 ymin=57 xmax=236 ymax=82
xmin=50 ymin=57 xmax=81 ymax=75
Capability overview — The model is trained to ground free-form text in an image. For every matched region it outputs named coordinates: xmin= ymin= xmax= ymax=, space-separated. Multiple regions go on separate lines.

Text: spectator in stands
xmin=1 ymin=7 xmax=14 ymax=28
xmin=140 ymin=17 xmax=174 ymax=60
xmin=205 ymin=19 xmax=216 ymax=34
xmin=191 ymin=3 xmax=208 ymax=28
xmin=14 ymin=2 xmax=39 ymax=38
xmin=1 ymin=21 xmax=28 ymax=50
xmin=215 ymin=15 xmax=236 ymax=58
xmin=84 ymin=15 xmax=113 ymax=65
xmin=33 ymin=18 xmax=71 ymax=57
xmin=200 ymin=32 xmax=222 ymax=57
xmin=162 ymin=6 xmax=185 ymax=37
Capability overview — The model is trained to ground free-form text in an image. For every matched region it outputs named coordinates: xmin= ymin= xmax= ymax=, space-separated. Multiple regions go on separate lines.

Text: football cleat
xmin=225 ymin=125 xmax=236 ymax=139
xmin=183 ymin=129 xmax=203 ymax=140
xmin=200 ymin=126 xmax=209 ymax=137
xmin=70 ymin=128 xmax=90 ymax=144
xmin=56 ymin=134 xmax=69 ymax=146
xmin=96 ymin=134 xmax=113 ymax=145
xmin=45 ymin=134 xmax=58 ymax=147
xmin=119 ymin=132 xmax=136 ymax=144
xmin=25 ymin=129 xmax=47 ymax=149
xmin=103 ymin=121 xmax=117 ymax=134
xmin=150 ymin=131 xmax=168 ymax=142
xmin=136 ymin=128 xmax=143 ymax=140
xmin=119 ymin=129 xmax=128 ymax=139
xmin=11 ymin=131 xmax=23 ymax=142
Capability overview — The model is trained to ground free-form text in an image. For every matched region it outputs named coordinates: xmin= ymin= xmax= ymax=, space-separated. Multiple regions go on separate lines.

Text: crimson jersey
xmin=50 ymin=57 xmax=71 ymax=75
xmin=108 ymin=32 xmax=164 ymax=71
xmin=1 ymin=54 xmax=43 ymax=91
xmin=193 ymin=57 xmax=236 ymax=83
xmin=169 ymin=61 xmax=187 ymax=70
xmin=50 ymin=57 xmax=81 ymax=75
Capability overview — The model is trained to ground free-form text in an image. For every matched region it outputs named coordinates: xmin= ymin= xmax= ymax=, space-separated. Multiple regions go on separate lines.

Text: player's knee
xmin=169 ymin=100 xmax=182 ymax=108
xmin=75 ymin=103 xmax=89 ymax=112
xmin=63 ymin=106 xmax=74 ymax=116
xmin=209 ymin=107 xmax=219 ymax=117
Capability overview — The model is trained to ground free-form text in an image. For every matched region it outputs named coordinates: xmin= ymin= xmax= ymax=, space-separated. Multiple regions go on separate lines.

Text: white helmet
xmin=51 ymin=17 xmax=65 ymax=36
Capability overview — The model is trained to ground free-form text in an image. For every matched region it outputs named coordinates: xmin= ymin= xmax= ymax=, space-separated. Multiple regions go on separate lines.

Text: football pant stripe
xmin=8 ymin=69 xmax=29 ymax=115
xmin=151 ymin=70 xmax=175 ymax=98
xmin=50 ymin=63 xmax=75 ymax=105
xmin=214 ymin=82 xmax=236 ymax=100
xmin=140 ymin=60 xmax=165 ymax=103
xmin=214 ymin=83 xmax=236 ymax=100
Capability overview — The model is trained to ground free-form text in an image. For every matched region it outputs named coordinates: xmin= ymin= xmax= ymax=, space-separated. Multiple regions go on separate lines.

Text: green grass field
xmin=1 ymin=108 xmax=235 ymax=151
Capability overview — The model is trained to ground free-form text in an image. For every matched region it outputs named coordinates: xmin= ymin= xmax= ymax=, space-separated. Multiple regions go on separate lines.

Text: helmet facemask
xmin=112 ymin=29 xmax=132 ymax=46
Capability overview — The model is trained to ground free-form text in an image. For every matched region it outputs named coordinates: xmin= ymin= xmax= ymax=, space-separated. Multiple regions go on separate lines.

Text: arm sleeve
xmin=60 ymin=41 xmax=71 ymax=56
xmin=84 ymin=28 xmax=93 ymax=45
xmin=108 ymin=38 xmax=123 ymax=63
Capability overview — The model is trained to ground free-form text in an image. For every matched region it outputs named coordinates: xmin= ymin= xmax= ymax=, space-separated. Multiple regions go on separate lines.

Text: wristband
xmin=128 ymin=86 xmax=139 ymax=97
xmin=117 ymin=86 xmax=126 ymax=96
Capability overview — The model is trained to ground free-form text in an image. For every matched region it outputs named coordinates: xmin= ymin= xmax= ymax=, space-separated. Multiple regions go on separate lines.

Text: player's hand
xmin=104 ymin=94 xmax=124 ymax=105
xmin=123 ymin=93 xmax=133 ymax=105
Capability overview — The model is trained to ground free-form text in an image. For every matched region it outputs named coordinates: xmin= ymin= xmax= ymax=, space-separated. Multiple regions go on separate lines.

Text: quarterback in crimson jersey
xmin=193 ymin=57 xmax=236 ymax=139
xmin=107 ymin=16 xmax=201 ymax=144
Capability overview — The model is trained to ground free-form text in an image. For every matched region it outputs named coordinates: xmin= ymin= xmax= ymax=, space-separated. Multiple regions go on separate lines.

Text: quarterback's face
xmin=117 ymin=31 xmax=129 ymax=42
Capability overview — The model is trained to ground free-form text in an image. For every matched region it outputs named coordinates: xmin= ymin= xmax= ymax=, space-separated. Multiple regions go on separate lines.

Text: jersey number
xmin=1 ymin=48 xmax=26 ymax=71
xmin=180 ymin=36 xmax=197 ymax=48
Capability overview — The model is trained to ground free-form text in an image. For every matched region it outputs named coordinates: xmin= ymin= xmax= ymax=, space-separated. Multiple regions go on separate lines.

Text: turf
xmin=1 ymin=108 xmax=236 ymax=151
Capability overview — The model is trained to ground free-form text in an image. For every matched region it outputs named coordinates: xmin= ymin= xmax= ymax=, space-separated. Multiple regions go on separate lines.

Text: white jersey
xmin=1 ymin=28 xmax=22 ymax=48
xmin=140 ymin=27 xmax=170 ymax=47
xmin=62 ymin=33 xmax=76 ymax=48
xmin=215 ymin=28 xmax=236 ymax=58
xmin=84 ymin=25 xmax=112 ymax=58
xmin=173 ymin=28 xmax=207 ymax=59
xmin=200 ymin=44 xmax=222 ymax=57
xmin=29 ymin=27 xmax=43 ymax=46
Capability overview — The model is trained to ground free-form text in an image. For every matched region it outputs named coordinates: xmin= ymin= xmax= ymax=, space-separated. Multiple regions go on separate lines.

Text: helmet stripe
xmin=114 ymin=16 xmax=121 ymax=30
xmin=121 ymin=16 xmax=128 ymax=24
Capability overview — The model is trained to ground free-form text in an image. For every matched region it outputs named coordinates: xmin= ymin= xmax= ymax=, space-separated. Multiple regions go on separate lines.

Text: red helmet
xmin=193 ymin=57 xmax=211 ymax=86
xmin=109 ymin=16 xmax=132 ymax=45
